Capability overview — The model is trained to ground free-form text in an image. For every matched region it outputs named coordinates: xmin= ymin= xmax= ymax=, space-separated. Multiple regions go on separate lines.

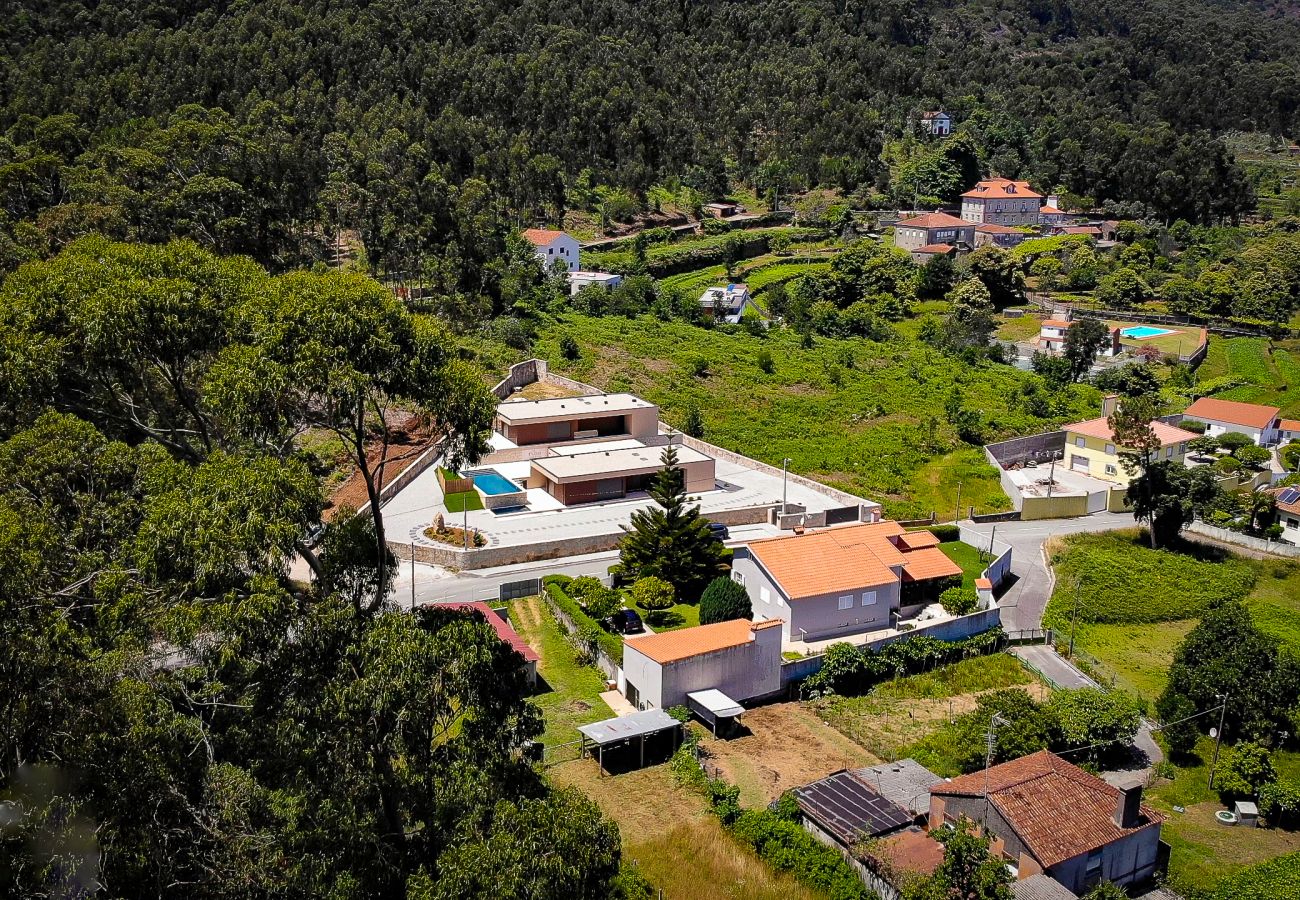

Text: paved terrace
xmin=381 ymin=452 xmax=861 ymax=550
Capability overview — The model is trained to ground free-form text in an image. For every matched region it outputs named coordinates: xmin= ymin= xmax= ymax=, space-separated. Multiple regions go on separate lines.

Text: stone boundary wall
xmin=541 ymin=371 xmax=602 ymax=396
xmin=492 ymin=359 xmax=546 ymax=399
xmin=958 ymin=524 xmax=1014 ymax=589
xmin=1187 ymin=521 xmax=1300 ymax=558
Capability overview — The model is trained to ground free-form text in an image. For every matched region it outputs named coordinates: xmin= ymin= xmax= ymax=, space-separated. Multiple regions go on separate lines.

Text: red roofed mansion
xmin=893 ymin=212 xmax=975 ymax=263
xmin=960 ymin=178 xmax=1044 ymax=226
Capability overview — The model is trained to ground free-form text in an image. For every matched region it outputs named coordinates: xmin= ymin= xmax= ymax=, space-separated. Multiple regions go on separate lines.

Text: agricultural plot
xmin=1197 ymin=337 xmax=1300 ymax=416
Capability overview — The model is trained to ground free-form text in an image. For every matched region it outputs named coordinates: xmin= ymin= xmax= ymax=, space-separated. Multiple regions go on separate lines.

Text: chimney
xmin=1047 ymin=194 xmax=1059 ymax=208
xmin=1101 ymin=394 xmax=1120 ymax=418
xmin=1113 ymin=777 xmax=1144 ymax=829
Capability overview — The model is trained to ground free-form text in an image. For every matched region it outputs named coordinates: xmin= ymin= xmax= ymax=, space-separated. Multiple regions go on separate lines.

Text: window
xmin=1166 ymin=446 xmax=1175 ymax=458
xmin=1179 ymin=442 xmax=1187 ymax=454
xmin=1105 ymin=443 xmax=1115 ymax=455
xmin=547 ymin=248 xmax=553 ymax=255
xmin=1075 ymin=436 xmax=1085 ymax=448
xmin=1105 ymin=464 xmax=1118 ymax=476
xmin=760 ymin=586 xmax=771 ymax=605
xmin=862 ymin=591 xmax=877 ymax=606
xmin=731 ymin=571 xmax=745 ymax=586
xmin=1085 ymin=849 xmax=1103 ymax=880
xmin=838 ymin=595 xmax=854 ymax=610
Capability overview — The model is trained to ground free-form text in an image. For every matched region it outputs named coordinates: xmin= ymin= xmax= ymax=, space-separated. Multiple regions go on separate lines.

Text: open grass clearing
xmin=1197 ymin=336 xmax=1300 ymax=417
xmin=994 ymin=314 xmax=1042 ymax=342
xmin=537 ymin=315 xmax=1089 ymax=517
xmin=1068 ymin=620 xmax=1194 ymax=702
xmin=1105 ymin=319 xmax=1204 ymax=356
xmin=643 ymin=600 xmax=700 ymax=631
xmin=696 ymin=702 xmax=877 ymax=808
xmin=508 ymin=595 xmax=611 ymax=746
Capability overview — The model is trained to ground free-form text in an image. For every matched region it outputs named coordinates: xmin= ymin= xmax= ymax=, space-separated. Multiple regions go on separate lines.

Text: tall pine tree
xmin=618 ymin=445 xmax=729 ymax=598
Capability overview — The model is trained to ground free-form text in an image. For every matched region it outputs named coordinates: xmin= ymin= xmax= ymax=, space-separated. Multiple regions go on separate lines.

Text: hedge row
xmin=805 ymin=628 xmax=1005 ymax=696
xmin=542 ymin=574 xmax=624 ymax=665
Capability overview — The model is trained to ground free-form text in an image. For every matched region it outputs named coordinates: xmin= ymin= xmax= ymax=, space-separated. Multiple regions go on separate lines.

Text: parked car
xmin=606 ymin=608 xmax=644 ymax=634
xmin=707 ymin=522 xmax=730 ymax=541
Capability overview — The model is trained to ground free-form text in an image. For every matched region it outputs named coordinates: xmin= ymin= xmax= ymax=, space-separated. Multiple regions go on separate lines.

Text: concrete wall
xmin=623 ymin=623 xmax=783 ymax=709
xmin=492 ymin=359 xmax=547 ymax=400
xmin=1048 ymin=827 xmax=1163 ymax=893
xmin=1021 ymin=494 xmax=1090 ymax=520
xmin=731 ymin=546 xmax=898 ymax=644
xmin=1187 ymin=520 xmax=1300 ymax=558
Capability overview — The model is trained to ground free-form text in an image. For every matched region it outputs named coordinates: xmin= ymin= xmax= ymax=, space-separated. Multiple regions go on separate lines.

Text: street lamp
xmin=954 ymin=480 xmax=963 ymax=525
xmin=781 ymin=457 xmax=792 ymax=514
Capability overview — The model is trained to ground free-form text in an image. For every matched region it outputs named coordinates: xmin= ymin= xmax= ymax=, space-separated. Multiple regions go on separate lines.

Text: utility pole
xmin=410 ymin=543 xmax=416 ymax=611
xmin=954 ymin=481 xmax=963 ymax=525
xmin=1208 ymin=694 xmax=1229 ymax=790
xmin=1068 ymin=577 xmax=1083 ymax=658
xmin=983 ymin=713 xmax=1006 ymax=829
xmin=1046 ymin=451 xmax=1058 ymax=500
xmin=781 ymin=457 xmax=792 ymax=515
xmin=463 ymin=502 xmax=469 ymax=551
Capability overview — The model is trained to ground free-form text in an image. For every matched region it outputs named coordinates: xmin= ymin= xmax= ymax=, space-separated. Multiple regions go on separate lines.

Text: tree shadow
xmin=647 ymin=610 xmax=686 ymax=628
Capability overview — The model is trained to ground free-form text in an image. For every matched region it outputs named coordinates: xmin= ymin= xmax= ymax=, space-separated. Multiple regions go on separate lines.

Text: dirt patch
xmin=324 ymin=414 xmax=437 ymax=520
xmin=699 ymin=702 xmax=880 ymax=807
xmin=507 ymin=381 xmax=585 ymax=401
xmin=551 ymin=758 xmax=710 ymax=840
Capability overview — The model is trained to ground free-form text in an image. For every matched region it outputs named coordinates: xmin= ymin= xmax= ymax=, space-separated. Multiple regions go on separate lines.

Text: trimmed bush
xmin=543 ymin=576 xmax=623 ymax=665
xmin=629 ymin=576 xmax=675 ymax=612
xmin=699 ymin=577 xmax=752 ymax=624
xmin=939 ymin=586 xmax=978 ymax=616
xmin=729 ymin=809 xmax=875 ymax=899
xmin=926 ymin=524 xmax=961 ymax=542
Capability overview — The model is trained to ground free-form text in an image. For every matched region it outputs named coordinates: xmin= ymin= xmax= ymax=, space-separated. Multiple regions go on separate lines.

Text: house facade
xmin=1038 ymin=195 xmax=1078 ymax=227
xmin=920 ymin=111 xmax=952 ymax=136
xmin=893 ymin=213 xmax=975 ymax=261
xmin=621 ymin=618 xmax=783 ymax=709
xmin=526 ymin=442 xmax=715 ymax=504
xmin=960 ymin=178 xmax=1043 ymax=226
xmin=699 ymin=283 xmax=761 ymax=323
xmin=1279 ymin=418 xmax=1300 ymax=445
xmin=522 ymin=228 xmax=580 ymax=273
xmin=1061 ymin=416 xmax=1196 ymax=485
xmin=493 ymin=393 xmax=659 ymax=446
xmin=569 ymin=271 xmax=623 ymax=295
xmin=729 ymin=522 xmax=963 ymax=645
xmin=1035 ymin=320 xmax=1121 ymax=358
xmin=974 ymin=223 xmax=1028 ymax=249
xmin=1271 ymin=487 xmax=1300 ymax=545
xmin=1182 ymin=398 xmax=1282 ymax=446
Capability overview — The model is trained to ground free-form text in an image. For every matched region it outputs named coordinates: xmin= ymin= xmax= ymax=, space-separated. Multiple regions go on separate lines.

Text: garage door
xmin=1070 ymin=455 xmax=1090 ymax=473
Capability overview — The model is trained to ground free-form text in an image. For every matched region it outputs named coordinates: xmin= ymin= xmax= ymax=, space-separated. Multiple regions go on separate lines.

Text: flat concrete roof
xmin=532 ymin=444 xmax=712 ymax=483
xmin=495 ymin=392 xmax=654 ymax=425
xmin=548 ymin=438 xmax=646 ymax=456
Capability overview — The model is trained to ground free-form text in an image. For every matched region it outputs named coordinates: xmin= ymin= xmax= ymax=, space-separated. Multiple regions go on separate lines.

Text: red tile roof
xmin=624 ymin=618 xmax=781 ymax=664
xmin=1041 ymin=319 xmax=1072 ymax=328
xmin=897 ymin=212 xmax=968 ymax=229
xmin=870 ymin=827 xmax=944 ymax=876
xmin=899 ymin=546 xmax=963 ymax=583
xmin=432 ymin=601 xmax=539 ymax=662
xmin=914 ymin=243 xmax=958 ymax=255
xmin=1279 ymin=419 xmax=1300 ymax=432
xmin=1270 ymin=488 xmax=1300 ymax=517
xmin=961 ymin=178 xmax=1043 ymax=200
xmin=521 ymin=228 xmax=569 ymax=247
xmin=1059 ymin=225 xmax=1101 ymax=236
xmin=1062 ymin=416 xmax=1197 ymax=448
xmin=932 ymin=751 xmax=1164 ymax=867
xmin=897 ymin=530 xmax=941 ymax=550
xmin=1183 ymin=397 xmax=1281 ymax=430
xmin=748 ymin=522 xmax=905 ymax=599
xmin=975 ymin=223 xmax=1023 ymax=234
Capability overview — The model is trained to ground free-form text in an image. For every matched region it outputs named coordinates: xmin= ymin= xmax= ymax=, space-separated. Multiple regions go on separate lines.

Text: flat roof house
xmin=1182 ymin=397 xmax=1282 ymax=447
xmin=929 ymin=751 xmax=1165 ymax=895
xmin=494 ymin=393 xmax=659 ymax=446
xmin=1061 ymin=416 xmax=1197 ymax=485
xmin=569 ymin=271 xmax=623 ymax=295
xmin=522 ymin=228 xmax=580 ymax=273
xmin=526 ymin=442 xmax=715 ymax=505
xmin=960 ymin=178 xmax=1043 ymax=227
xmin=893 ymin=213 xmax=975 ymax=263
xmin=730 ymin=522 xmax=963 ymax=645
xmin=699 ymin=283 xmax=761 ymax=323
xmin=621 ymin=618 xmax=784 ymax=710
xmin=1035 ymin=320 xmax=1120 ymax=359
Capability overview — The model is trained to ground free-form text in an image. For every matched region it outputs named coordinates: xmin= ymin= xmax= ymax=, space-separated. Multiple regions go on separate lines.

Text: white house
xmin=569 ymin=271 xmax=623 ymax=296
xmin=960 ymin=178 xmax=1043 ymax=226
xmin=1277 ymin=418 xmax=1300 ymax=445
xmin=1182 ymin=398 xmax=1282 ymax=446
xmin=699 ymin=283 xmax=762 ymax=323
xmin=1272 ymin=486 xmax=1300 ymax=545
xmin=1035 ymin=319 xmax=1121 ymax=358
xmin=621 ymin=618 xmax=784 ymax=710
xmin=920 ymin=111 xmax=951 ymax=136
xmin=522 ymin=228 xmax=580 ymax=273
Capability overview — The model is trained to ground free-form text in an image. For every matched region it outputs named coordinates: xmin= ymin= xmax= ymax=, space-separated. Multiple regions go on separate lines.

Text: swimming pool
xmin=463 ymin=470 xmax=522 ymax=495
xmin=1120 ymin=326 xmax=1175 ymax=340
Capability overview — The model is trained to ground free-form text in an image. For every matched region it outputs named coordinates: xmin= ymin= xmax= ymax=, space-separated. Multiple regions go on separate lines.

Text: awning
xmin=686 ymin=689 xmax=744 ymax=719
xmin=577 ymin=708 xmax=680 ymax=746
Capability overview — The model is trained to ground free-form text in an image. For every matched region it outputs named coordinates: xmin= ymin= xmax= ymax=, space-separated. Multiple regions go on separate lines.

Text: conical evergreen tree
xmin=619 ymin=445 xmax=729 ymax=598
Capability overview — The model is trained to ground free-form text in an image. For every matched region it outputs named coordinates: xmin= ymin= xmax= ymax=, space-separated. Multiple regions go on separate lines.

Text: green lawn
xmin=1197 ymin=336 xmax=1300 ymax=417
xmin=1106 ymin=320 xmax=1204 ymax=357
xmin=937 ymin=540 xmax=988 ymax=592
xmin=507 ymin=596 xmax=610 ymax=746
xmin=537 ymin=315 xmax=1096 ymax=518
xmin=994 ymin=314 xmax=1042 ymax=342
xmin=642 ymin=601 xmax=700 ymax=631
xmin=443 ymin=489 xmax=484 ymax=513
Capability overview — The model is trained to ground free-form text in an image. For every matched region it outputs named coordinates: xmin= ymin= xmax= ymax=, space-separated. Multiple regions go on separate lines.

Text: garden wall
xmin=1187 ymin=521 xmax=1300 ymax=558
xmin=957 ymin=524 xmax=1014 ymax=590
xmin=492 ymin=358 xmax=547 ymax=399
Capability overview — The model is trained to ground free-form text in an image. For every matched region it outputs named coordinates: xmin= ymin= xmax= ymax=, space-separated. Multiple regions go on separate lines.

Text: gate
xmin=500 ymin=577 xmax=541 ymax=601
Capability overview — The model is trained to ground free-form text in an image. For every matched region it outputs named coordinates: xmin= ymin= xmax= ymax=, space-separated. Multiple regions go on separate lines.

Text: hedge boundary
xmin=542 ymin=574 xmax=624 ymax=666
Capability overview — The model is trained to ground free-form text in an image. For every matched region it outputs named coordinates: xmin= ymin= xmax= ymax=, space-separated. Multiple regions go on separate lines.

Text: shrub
xmin=1216 ymin=455 xmax=1242 ymax=474
xmin=568 ymin=576 xmax=604 ymax=600
xmin=1209 ymin=850 xmax=1300 ymax=899
xmin=583 ymin=585 xmax=624 ymax=621
xmin=1214 ymin=742 xmax=1278 ymax=803
xmin=543 ymin=576 xmax=623 ymax=665
xmin=687 ymin=354 xmax=710 ymax=377
xmin=1235 ymin=444 xmax=1271 ymax=469
xmin=926 ymin=524 xmax=961 ymax=542
xmin=559 ymin=334 xmax=580 ymax=360
xmin=729 ymin=809 xmax=874 ymax=899
xmin=1218 ymin=431 xmax=1254 ymax=453
xmin=699 ymin=576 xmax=752 ymax=624
xmin=1259 ymin=780 xmax=1300 ymax=827
xmin=756 ymin=348 xmax=775 ymax=374
xmin=1047 ymin=688 xmax=1142 ymax=761
xmin=628 ymin=575 xmax=675 ymax=612
xmin=939 ymin=586 xmax=978 ymax=616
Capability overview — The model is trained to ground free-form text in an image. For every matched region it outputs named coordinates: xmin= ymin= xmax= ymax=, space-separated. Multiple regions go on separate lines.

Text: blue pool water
xmin=1120 ymin=326 xmax=1175 ymax=339
xmin=465 ymin=471 xmax=521 ymax=495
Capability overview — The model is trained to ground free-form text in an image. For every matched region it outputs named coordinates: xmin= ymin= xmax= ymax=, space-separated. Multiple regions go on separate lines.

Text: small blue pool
xmin=464 ymin=470 xmax=522 ymax=496
xmin=1120 ymin=326 xmax=1175 ymax=340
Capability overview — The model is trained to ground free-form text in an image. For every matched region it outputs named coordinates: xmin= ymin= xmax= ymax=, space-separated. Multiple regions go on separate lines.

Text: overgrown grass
xmin=1042 ymin=531 xmax=1257 ymax=628
xmin=537 ymin=315 xmax=1097 ymax=517
xmin=1197 ymin=337 xmax=1300 ymax=416
xmin=1069 ymin=620 xmax=1195 ymax=701
xmin=507 ymin=596 xmax=609 ymax=746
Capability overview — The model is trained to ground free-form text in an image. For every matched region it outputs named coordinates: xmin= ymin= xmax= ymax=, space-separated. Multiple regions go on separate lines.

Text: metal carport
xmin=577 ymin=708 xmax=682 ymax=776
xmin=686 ymin=689 xmax=745 ymax=737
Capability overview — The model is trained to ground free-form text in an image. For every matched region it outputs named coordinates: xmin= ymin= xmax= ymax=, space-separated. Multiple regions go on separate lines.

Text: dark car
xmin=606 ymin=608 xmax=645 ymax=635
xmin=707 ymin=521 xmax=730 ymax=541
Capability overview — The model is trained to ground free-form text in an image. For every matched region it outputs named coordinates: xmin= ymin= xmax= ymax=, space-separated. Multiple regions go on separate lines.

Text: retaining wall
xmin=1187 ymin=521 xmax=1300 ymax=558
xmin=492 ymin=359 xmax=547 ymax=399
xmin=1021 ymin=494 xmax=1090 ymax=520
xmin=541 ymin=585 xmax=621 ymax=681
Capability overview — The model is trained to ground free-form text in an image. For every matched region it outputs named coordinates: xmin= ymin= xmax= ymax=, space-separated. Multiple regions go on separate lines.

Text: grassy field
xmin=1197 ymin=336 xmax=1300 ymax=417
xmin=537 ymin=315 xmax=1097 ymax=517
xmin=938 ymin=540 xmax=988 ymax=592
xmin=644 ymin=600 xmax=700 ymax=631
xmin=508 ymin=595 xmax=611 ymax=746
xmin=1106 ymin=320 xmax=1204 ymax=357
xmin=994 ymin=314 xmax=1043 ymax=342
xmin=657 ymin=255 xmax=833 ymax=301
xmin=1042 ymin=530 xmax=1300 ymax=702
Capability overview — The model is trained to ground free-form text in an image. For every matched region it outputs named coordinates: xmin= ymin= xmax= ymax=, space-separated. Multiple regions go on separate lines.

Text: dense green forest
xmin=2 ymin=0 xmax=1296 ymax=294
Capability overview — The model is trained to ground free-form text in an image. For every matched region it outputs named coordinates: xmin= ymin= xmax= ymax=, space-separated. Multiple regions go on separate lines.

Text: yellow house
xmin=1061 ymin=417 xmax=1198 ymax=485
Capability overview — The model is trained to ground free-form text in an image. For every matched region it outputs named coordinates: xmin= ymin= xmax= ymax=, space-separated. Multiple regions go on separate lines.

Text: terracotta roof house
xmin=960 ymin=178 xmax=1044 ymax=226
xmin=1051 ymin=224 xmax=1102 ymax=241
xmin=893 ymin=212 xmax=975 ymax=262
xmin=621 ymin=618 xmax=783 ymax=709
xmin=431 ymin=601 xmax=540 ymax=684
xmin=1279 ymin=418 xmax=1300 ymax=444
xmin=521 ymin=227 xmax=580 ymax=272
xmin=1269 ymin=485 xmax=1300 ymax=547
xmin=929 ymin=750 xmax=1166 ymax=895
xmin=730 ymin=522 xmax=965 ymax=645
xmin=1060 ymin=416 xmax=1198 ymax=485
xmin=1038 ymin=195 xmax=1080 ymax=227
xmin=1182 ymin=398 xmax=1282 ymax=446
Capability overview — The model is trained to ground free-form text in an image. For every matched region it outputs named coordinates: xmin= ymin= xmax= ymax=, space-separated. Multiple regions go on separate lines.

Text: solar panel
xmin=1279 ymin=488 xmax=1300 ymax=505
xmin=795 ymin=771 xmax=913 ymax=844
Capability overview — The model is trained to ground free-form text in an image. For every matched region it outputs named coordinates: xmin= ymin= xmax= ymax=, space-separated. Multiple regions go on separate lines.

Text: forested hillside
xmin=1 ymin=0 xmax=1296 ymax=286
